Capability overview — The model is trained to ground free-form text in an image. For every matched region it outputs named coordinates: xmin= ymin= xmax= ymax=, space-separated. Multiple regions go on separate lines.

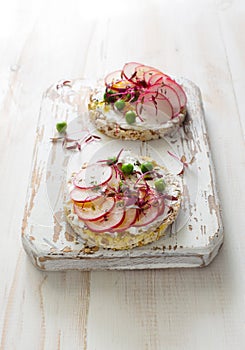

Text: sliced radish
xmin=136 ymin=91 xmax=173 ymax=124
xmin=73 ymin=163 xmax=113 ymax=189
xmin=121 ymin=62 xmax=142 ymax=82
xmin=107 ymin=167 xmax=119 ymax=189
xmin=74 ymin=196 xmax=115 ymax=221
xmin=144 ymin=70 xmax=165 ymax=85
xmin=84 ymin=205 xmax=125 ymax=232
xmin=70 ymin=187 xmax=105 ymax=203
xmin=134 ymin=202 xmax=160 ymax=227
xmin=147 ymin=84 xmax=181 ymax=117
xmin=134 ymin=65 xmax=160 ymax=82
xmin=123 ymin=64 xmax=162 ymax=85
xmin=163 ymin=77 xmax=187 ymax=108
xmin=148 ymin=73 xmax=169 ymax=86
xmin=104 ymin=70 xmax=123 ymax=87
xmin=111 ymin=208 xmax=137 ymax=232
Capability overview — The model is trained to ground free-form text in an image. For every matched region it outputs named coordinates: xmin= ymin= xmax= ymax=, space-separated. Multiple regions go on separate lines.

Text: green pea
xmin=140 ymin=161 xmax=154 ymax=173
xmin=115 ymin=99 xmax=125 ymax=111
xmin=56 ymin=121 xmax=67 ymax=133
xmin=104 ymin=89 xmax=117 ymax=103
xmin=121 ymin=163 xmax=134 ymax=175
xmin=125 ymin=110 xmax=136 ymax=124
xmin=154 ymin=178 xmax=166 ymax=192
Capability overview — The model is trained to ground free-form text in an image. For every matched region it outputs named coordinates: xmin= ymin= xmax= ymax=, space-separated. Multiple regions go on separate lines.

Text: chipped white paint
xmin=22 ymin=78 xmax=223 ymax=270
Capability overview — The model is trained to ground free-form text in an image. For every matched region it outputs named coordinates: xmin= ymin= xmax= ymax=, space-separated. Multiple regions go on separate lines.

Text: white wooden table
xmin=1 ymin=0 xmax=245 ymax=348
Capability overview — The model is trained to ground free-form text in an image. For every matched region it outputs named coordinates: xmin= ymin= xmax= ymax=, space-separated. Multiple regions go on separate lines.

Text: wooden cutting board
xmin=21 ymin=78 xmax=223 ymax=270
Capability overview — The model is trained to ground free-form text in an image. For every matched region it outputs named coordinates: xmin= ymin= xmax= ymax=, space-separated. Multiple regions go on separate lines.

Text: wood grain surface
xmin=1 ymin=0 xmax=245 ymax=349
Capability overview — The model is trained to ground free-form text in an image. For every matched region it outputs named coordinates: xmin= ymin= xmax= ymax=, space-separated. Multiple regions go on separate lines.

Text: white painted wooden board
xmin=21 ymin=78 xmax=223 ymax=270
xmin=1 ymin=0 xmax=245 ymax=349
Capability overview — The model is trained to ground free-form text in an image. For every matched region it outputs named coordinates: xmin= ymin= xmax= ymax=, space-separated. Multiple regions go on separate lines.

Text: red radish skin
xmin=147 ymin=84 xmax=181 ymax=117
xmin=73 ymin=163 xmax=113 ymax=189
xmin=148 ymin=73 xmax=169 ymax=86
xmin=84 ymin=206 xmax=125 ymax=232
xmin=121 ymin=62 xmax=142 ymax=82
xmin=74 ymin=196 xmax=115 ymax=221
xmin=144 ymin=70 xmax=166 ymax=85
xmin=123 ymin=63 xmax=162 ymax=85
xmin=134 ymin=65 xmax=160 ymax=82
xmin=163 ymin=77 xmax=187 ymax=108
xmin=148 ymin=74 xmax=164 ymax=86
xmin=110 ymin=208 xmax=137 ymax=232
xmin=70 ymin=187 xmax=105 ymax=203
xmin=147 ymin=75 xmax=187 ymax=109
xmin=134 ymin=203 xmax=160 ymax=227
xmin=136 ymin=91 xmax=173 ymax=123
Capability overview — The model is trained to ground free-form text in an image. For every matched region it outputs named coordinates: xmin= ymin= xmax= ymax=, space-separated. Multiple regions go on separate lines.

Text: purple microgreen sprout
xmin=56 ymin=80 xmax=72 ymax=90
xmin=50 ymin=132 xmax=101 ymax=151
xmin=167 ymin=151 xmax=190 ymax=175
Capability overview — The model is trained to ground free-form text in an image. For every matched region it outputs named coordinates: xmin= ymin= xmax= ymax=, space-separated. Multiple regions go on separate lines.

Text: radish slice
xmin=136 ymin=91 xmax=173 ymax=124
xmin=148 ymin=73 xmax=169 ymax=86
xmin=122 ymin=62 xmax=163 ymax=82
xmin=148 ymin=76 xmax=187 ymax=108
xmin=84 ymin=206 xmax=125 ymax=232
xmin=74 ymin=196 xmax=115 ymax=221
xmin=104 ymin=70 xmax=123 ymax=87
xmin=147 ymin=84 xmax=181 ymax=117
xmin=105 ymin=76 xmax=134 ymax=92
xmin=134 ymin=203 xmax=160 ymax=227
xmin=121 ymin=62 xmax=142 ymax=82
xmin=70 ymin=187 xmax=105 ymax=203
xmin=134 ymin=65 xmax=159 ymax=82
xmin=163 ymin=77 xmax=187 ymax=108
xmin=74 ymin=163 xmax=113 ymax=189
xmin=107 ymin=168 xmax=119 ymax=189
xmin=110 ymin=208 xmax=137 ymax=232
xmin=144 ymin=70 xmax=165 ymax=85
